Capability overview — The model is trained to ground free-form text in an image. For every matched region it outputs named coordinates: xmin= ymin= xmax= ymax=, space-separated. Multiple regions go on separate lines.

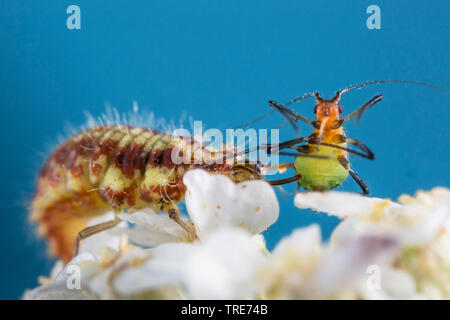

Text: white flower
xmin=23 ymin=169 xmax=450 ymax=300
xmin=358 ymin=266 xmax=422 ymax=300
xmin=257 ymin=224 xmax=402 ymax=299
xmin=119 ymin=169 xmax=279 ymax=247
xmin=113 ymin=228 xmax=264 ymax=299
xmin=295 ymin=188 xmax=450 ymax=299
xmin=183 ymin=169 xmax=279 ymax=238
xmin=111 ymin=243 xmax=194 ymax=298
xmin=118 ymin=210 xmax=191 ymax=247
xmin=295 ymin=189 xmax=450 ymax=247
xmin=257 ymin=225 xmax=324 ymax=299
xmin=183 ymin=228 xmax=264 ymax=299
xmin=23 ymin=253 xmax=100 ymax=300
xmin=26 ymin=228 xmax=266 ymax=300
xmin=24 ymin=169 xmax=278 ymax=300
xmin=312 ymin=234 xmax=400 ymax=299
xmin=294 ymin=191 xmax=400 ymax=219
xmin=394 ymin=188 xmax=450 ymax=298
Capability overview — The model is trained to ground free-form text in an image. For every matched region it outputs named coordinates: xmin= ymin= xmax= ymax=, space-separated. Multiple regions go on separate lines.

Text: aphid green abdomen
xmin=294 ymin=144 xmax=348 ymax=191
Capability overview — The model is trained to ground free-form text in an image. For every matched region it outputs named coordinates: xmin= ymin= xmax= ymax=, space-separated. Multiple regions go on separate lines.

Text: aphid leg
xmin=234 ymin=110 xmax=276 ymax=130
xmin=277 ymin=136 xmax=310 ymax=150
xmin=200 ymin=137 xmax=329 ymax=168
xmin=268 ymin=101 xmax=300 ymax=132
xmin=268 ymin=100 xmax=314 ymax=125
xmin=261 ymin=162 xmax=296 ymax=197
xmin=277 ymin=162 xmax=295 ymax=172
xmin=274 ymin=185 xmax=289 ymax=200
xmin=346 ymin=138 xmax=375 ymax=160
xmin=343 ymin=95 xmax=383 ymax=124
xmin=166 ymin=204 xmax=198 ymax=241
xmin=260 ymin=163 xmax=294 ymax=175
xmin=268 ymin=174 xmax=302 ymax=186
xmin=348 ymin=169 xmax=370 ymax=195
xmin=73 ymin=217 xmax=122 ymax=258
xmin=305 ymin=135 xmax=375 ymax=160
xmin=337 ymin=156 xmax=370 ymax=195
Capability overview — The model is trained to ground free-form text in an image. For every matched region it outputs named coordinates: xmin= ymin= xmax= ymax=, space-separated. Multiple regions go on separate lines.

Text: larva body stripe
xmin=31 ymin=125 xmax=260 ymax=262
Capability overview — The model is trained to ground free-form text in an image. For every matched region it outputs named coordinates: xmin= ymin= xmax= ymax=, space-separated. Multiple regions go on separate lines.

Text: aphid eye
xmin=338 ymin=105 xmax=343 ymax=113
xmin=313 ymin=106 xmax=318 ymax=113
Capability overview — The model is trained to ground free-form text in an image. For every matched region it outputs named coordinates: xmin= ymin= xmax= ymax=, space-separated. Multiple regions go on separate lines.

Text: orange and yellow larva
xmin=31 ymin=125 xmax=261 ymax=263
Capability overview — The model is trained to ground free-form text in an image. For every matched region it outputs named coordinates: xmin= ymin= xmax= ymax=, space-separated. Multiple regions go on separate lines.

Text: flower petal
xmin=183 ymin=169 xmax=279 ymax=237
xmin=359 ymin=267 xmax=421 ymax=300
xmin=272 ymin=224 xmax=323 ymax=259
xmin=118 ymin=211 xmax=190 ymax=247
xmin=294 ymin=191 xmax=400 ymax=218
xmin=257 ymin=225 xmax=324 ymax=299
xmin=112 ymin=243 xmax=195 ymax=297
xmin=113 ymin=228 xmax=265 ymax=299
xmin=312 ymin=234 xmax=399 ymax=296
xmin=23 ymin=253 xmax=99 ymax=300
xmin=184 ymin=228 xmax=264 ymax=299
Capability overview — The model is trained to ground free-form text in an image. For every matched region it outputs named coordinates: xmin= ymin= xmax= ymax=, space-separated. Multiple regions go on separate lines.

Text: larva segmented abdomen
xmin=31 ymin=125 xmax=199 ymax=262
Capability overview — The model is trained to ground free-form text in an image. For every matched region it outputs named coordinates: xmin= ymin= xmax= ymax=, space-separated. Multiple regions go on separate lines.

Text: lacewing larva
xmin=30 ymin=124 xmax=264 ymax=262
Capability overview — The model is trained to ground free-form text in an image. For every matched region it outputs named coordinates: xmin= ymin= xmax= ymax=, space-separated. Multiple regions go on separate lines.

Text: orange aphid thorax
xmin=313 ymin=100 xmax=343 ymax=131
xmin=309 ymin=94 xmax=347 ymax=148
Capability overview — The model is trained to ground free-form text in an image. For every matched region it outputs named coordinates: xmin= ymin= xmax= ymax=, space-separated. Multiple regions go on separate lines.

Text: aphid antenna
xmin=331 ymin=79 xmax=450 ymax=103
xmin=269 ymin=79 xmax=450 ymax=131
xmin=199 ymin=142 xmax=331 ymax=171
xmin=284 ymin=92 xmax=321 ymax=107
xmin=330 ymin=79 xmax=450 ymax=125
xmin=234 ymin=110 xmax=276 ymax=130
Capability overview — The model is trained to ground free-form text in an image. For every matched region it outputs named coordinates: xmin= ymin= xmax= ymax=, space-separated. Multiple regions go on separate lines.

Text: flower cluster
xmin=23 ymin=170 xmax=450 ymax=300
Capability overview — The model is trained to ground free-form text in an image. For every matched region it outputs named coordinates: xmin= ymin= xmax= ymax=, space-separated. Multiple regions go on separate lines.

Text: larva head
xmin=205 ymin=162 xmax=262 ymax=183
xmin=229 ymin=163 xmax=263 ymax=182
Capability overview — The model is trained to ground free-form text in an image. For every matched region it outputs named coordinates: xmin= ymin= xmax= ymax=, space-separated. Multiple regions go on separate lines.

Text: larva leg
xmin=73 ymin=217 xmax=122 ymax=259
xmin=166 ymin=204 xmax=198 ymax=240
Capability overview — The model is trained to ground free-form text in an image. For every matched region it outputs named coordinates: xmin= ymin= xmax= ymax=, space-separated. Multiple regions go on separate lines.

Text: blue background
xmin=0 ymin=1 xmax=449 ymax=299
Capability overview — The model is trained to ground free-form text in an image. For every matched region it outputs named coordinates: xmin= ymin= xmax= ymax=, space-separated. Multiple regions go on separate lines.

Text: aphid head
xmin=313 ymin=92 xmax=343 ymax=120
